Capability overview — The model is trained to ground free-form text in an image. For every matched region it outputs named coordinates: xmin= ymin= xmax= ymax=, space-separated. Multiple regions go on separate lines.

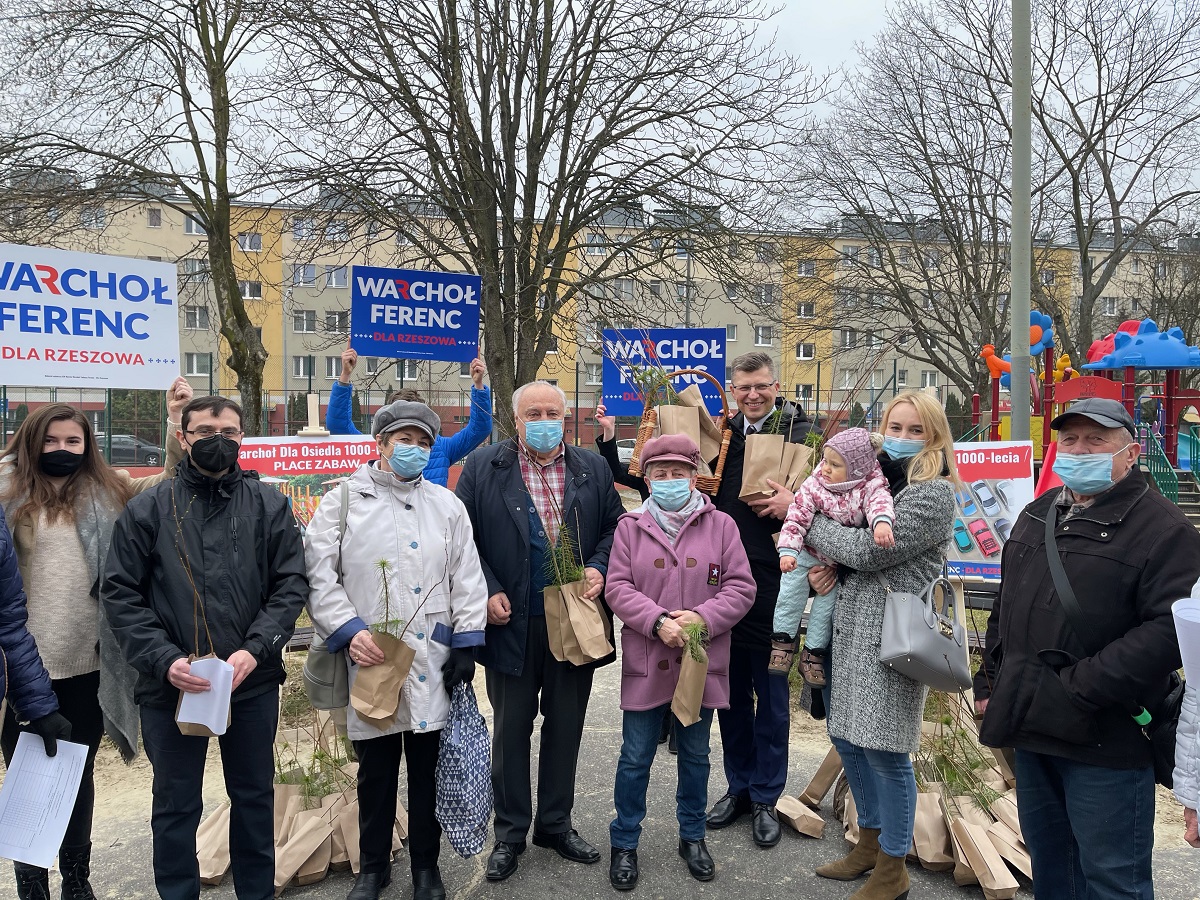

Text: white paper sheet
xmin=176 ymin=657 xmax=235 ymax=736
xmin=0 ymin=733 xmax=87 ymax=868
xmin=1172 ymin=596 xmax=1200 ymax=680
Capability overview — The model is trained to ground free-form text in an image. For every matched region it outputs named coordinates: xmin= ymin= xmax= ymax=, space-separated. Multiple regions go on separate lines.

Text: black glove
xmin=27 ymin=712 xmax=72 ymax=757
xmin=441 ymin=648 xmax=476 ymax=695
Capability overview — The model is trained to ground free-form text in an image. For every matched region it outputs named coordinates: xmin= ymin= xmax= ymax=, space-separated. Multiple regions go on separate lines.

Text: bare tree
xmin=273 ymin=0 xmax=823 ymax=431
xmin=0 ymin=0 xmax=279 ymax=432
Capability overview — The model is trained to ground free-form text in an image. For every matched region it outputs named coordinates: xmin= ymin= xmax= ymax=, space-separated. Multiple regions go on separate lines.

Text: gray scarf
xmin=636 ymin=490 xmax=706 ymax=545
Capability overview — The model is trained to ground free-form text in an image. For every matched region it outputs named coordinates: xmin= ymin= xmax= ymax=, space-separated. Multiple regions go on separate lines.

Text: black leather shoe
xmin=532 ymin=829 xmax=601 ymax=864
xmin=485 ymin=841 xmax=526 ymax=882
xmin=609 ymin=848 xmax=639 ymax=891
xmin=678 ymin=838 xmax=715 ymax=881
xmin=346 ymin=868 xmax=392 ymax=900
xmin=706 ymin=791 xmax=751 ymax=829
xmin=751 ymin=803 xmax=782 ymax=848
xmin=411 ymin=866 xmax=446 ymax=900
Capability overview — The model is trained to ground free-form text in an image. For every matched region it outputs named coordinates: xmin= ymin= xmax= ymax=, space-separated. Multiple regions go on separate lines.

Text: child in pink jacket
xmin=772 ymin=428 xmax=895 ymax=686
xmin=605 ymin=434 xmax=756 ymax=891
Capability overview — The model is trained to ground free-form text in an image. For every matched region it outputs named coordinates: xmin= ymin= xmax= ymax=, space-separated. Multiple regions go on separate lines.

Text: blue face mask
xmin=389 ymin=442 xmax=430 ymax=478
xmin=1052 ymin=445 xmax=1129 ymax=495
xmin=523 ymin=420 xmax=563 ymax=453
xmin=883 ymin=435 xmax=925 ymax=459
xmin=649 ymin=478 xmax=692 ymax=511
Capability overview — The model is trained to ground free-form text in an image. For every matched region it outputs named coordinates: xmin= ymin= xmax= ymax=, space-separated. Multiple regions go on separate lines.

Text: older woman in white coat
xmin=305 ymin=400 xmax=488 ymax=900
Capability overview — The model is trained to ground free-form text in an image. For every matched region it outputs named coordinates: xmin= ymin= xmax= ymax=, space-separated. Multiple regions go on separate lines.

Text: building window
xmin=871 ymin=369 xmax=884 ymax=389
xmin=184 ymin=214 xmax=205 ymax=235
xmin=797 ymin=259 xmax=815 ymax=277
xmin=796 ymin=384 xmax=814 ymax=402
xmin=237 ymin=232 xmax=262 ymax=252
xmin=324 ymin=220 xmax=349 ymax=242
xmin=364 ymin=357 xmax=381 ymax=375
xmin=546 ymin=333 xmax=559 ymax=353
xmin=836 ymin=289 xmax=859 ymax=310
xmin=724 ymin=283 xmax=738 ymax=303
xmin=838 ymin=329 xmax=856 ymax=350
xmin=796 ymin=301 xmax=815 ymax=319
xmin=897 ymin=369 xmax=908 ymax=387
xmin=726 ymin=324 xmax=738 ymax=342
xmin=648 ymin=280 xmax=662 ymax=298
xmin=184 ymin=353 xmax=211 ymax=377
xmin=325 ymin=310 xmax=350 ymax=333
xmin=238 ymin=281 xmax=262 ymax=300
xmin=458 ymin=362 xmax=472 ymax=378
xmin=1102 ymin=297 xmax=1118 ymax=316
xmin=1131 ymin=258 xmax=1142 ymax=275
xmin=1155 ymin=262 xmax=1168 ymax=279
xmin=866 ymin=247 xmax=882 ymax=267
xmin=293 ymin=310 xmax=316 ymax=333
xmin=840 ymin=245 xmax=860 ymax=268
xmin=325 ymin=356 xmax=342 ymax=379
xmin=180 ymin=258 xmax=208 ymax=283
xmin=292 ymin=356 xmax=314 ymax=378
xmin=586 ymin=233 xmax=606 ymax=256
xmin=898 ymin=247 xmax=912 ymax=267
xmin=921 ymin=370 xmax=939 ymax=388
xmin=796 ymin=342 xmax=815 ymax=360
xmin=585 ymin=363 xmax=603 ymax=385
xmin=147 ymin=207 xmax=162 ymax=228
xmin=183 ymin=306 xmax=209 ymax=330
xmin=613 ymin=278 xmax=634 ymax=302
xmin=754 ymin=284 xmax=778 ymax=306
xmin=754 ymin=325 xmax=773 ymax=346
xmin=1040 ymin=269 xmax=1055 ymax=286
xmin=290 ymin=264 xmax=316 ymax=286
xmin=292 ymin=217 xmax=314 ymax=240
xmin=675 ymin=281 xmax=690 ymax=302
xmin=326 ymin=266 xmax=348 ymax=289
xmin=79 ymin=206 xmax=106 ymax=229
xmin=401 ymin=360 xmax=420 ymax=380
xmin=676 ymin=238 xmax=692 ymax=259
xmin=924 ymin=250 xmax=940 ymax=270
xmin=865 ymin=331 xmax=881 ymax=348
xmin=838 ymin=369 xmax=855 ymax=389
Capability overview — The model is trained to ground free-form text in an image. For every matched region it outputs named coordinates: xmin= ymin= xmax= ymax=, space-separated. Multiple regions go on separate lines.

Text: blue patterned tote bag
xmin=435 ymin=682 xmax=493 ymax=857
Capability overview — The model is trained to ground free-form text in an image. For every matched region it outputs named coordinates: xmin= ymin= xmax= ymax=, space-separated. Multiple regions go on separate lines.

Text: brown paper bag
xmin=395 ymin=803 xmax=409 ymax=842
xmin=545 ymin=580 xmax=599 ymax=665
xmin=991 ymin=747 xmax=1017 ymax=787
xmin=273 ymin=784 xmax=301 ymax=846
xmin=543 ymin=585 xmax=568 ymax=661
xmin=291 ymin=807 xmax=333 ymax=886
xmin=340 ymin=798 xmax=361 ymax=874
xmin=780 ymin=442 xmax=816 ymax=491
xmin=990 ymin=791 xmax=1022 ymax=839
xmin=938 ymin=793 xmax=979 ymax=886
xmin=843 ymin=792 xmax=860 ymax=845
xmin=657 ymin=404 xmax=702 ymax=448
xmin=670 ymin=643 xmax=708 ymax=726
xmin=563 ymin=582 xmax=614 ymax=661
xmin=274 ymin=813 xmax=334 ymax=896
xmin=775 ymin=795 xmax=824 ymax=837
xmin=276 ymin=793 xmax=305 ymax=848
xmin=196 ymin=803 xmax=231 ymax=886
xmin=986 ymin=821 xmax=1032 ymax=879
xmin=350 ymin=632 xmax=415 ymax=723
xmin=950 ymin=819 xmax=1019 ymax=899
xmin=913 ymin=792 xmax=954 ymax=871
xmin=174 ymin=653 xmax=232 ymax=737
xmin=676 ymin=385 xmax=723 ymax=466
xmin=798 ymin=746 xmax=843 ymax=809
xmin=739 ymin=433 xmax=786 ymax=502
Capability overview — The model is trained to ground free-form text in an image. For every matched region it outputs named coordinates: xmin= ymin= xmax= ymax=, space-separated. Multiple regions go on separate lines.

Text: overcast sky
xmin=771 ymin=0 xmax=893 ymax=75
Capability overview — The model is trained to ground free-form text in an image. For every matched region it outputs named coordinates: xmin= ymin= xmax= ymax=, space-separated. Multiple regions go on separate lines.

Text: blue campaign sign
xmin=601 ymin=328 xmax=727 ymax=416
xmin=350 ymin=265 xmax=481 ymax=363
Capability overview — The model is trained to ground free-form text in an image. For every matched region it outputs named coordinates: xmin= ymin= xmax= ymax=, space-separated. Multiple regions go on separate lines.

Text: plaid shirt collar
xmin=518 ymin=442 xmax=567 ymax=542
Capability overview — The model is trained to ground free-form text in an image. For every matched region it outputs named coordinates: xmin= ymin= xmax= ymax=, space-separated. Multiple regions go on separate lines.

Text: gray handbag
xmin=875 ymin=570 xmax=972 ymax=692
xmin=302 ymin=482 xmax=351 ymax=709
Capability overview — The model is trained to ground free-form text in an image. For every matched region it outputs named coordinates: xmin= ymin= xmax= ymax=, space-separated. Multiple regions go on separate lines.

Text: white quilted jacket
xmin=1175 ymin=681 xmax=1199 ymax=810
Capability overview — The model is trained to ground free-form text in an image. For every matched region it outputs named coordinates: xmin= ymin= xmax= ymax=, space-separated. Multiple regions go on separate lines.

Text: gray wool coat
xmin=805 ymin=478 xmax=956 ymax=754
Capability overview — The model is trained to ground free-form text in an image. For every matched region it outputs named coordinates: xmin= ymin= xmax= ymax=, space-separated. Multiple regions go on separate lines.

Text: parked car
xmin=994 ymin=479 xmax=1016 ymax=512
xmin=616 ymin=438 xmax=637 ymax=464
xmin=102 ymin=434 xmax=164 ymax=467
xmin=955 ymin=488 xmax=978 ymax=516
xmin=968 ymin=519 xmax=1001 ymax=557
xmin=971 ymin=480 xmax=1001 ymax=516
xmin=953 ymin=518 xmax=974 ymax=553
xmin=994 ymin=517 xmax=1013 ymax=542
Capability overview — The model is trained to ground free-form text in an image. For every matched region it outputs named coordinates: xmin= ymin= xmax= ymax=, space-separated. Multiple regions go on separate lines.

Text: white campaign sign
xmin=0 ymin=243 xmax=181 ymax=389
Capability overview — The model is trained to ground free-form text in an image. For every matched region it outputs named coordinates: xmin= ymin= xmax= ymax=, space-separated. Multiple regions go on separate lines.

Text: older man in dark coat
xmin=456 ymin=380 xmax=623 ymax=883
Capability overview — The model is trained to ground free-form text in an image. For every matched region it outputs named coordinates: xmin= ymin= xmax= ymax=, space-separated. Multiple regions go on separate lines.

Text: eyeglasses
xmin=731 ymin=383 xmax=776 ymax=395
xmin=185 ymin=428 xmax=244 ymax=439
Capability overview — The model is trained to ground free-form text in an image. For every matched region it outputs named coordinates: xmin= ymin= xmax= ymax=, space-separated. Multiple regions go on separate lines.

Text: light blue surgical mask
xmin=883 ymin=435 xmax=925 ymax=459
xmin=1052 ymin=444 xmax=1131 ymax=496
xmin=523 ymin=420 xmax=563 ymax=453
xmin=389 ymin=443 xmax=430 ymax=478
xmin=649 ymin=478 xmax=692 ymax=511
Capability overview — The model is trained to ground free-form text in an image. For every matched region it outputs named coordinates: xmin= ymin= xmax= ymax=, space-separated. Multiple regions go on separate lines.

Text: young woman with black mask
xmin=0 ymin=378 xmax=191 ymax=900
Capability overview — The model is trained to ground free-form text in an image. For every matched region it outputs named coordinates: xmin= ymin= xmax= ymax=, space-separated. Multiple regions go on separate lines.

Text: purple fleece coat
xmin=605 ymin=496 xmax=756 ymax=712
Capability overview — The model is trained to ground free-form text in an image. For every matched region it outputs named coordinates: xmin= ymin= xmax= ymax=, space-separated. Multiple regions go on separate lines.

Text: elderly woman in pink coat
xmin=604 ymin=433 xmax=756 ymax=891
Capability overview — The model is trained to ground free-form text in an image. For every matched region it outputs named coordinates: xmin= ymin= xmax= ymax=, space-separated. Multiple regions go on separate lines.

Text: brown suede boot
xmin=848 ymin=850 xmax=910 ymax=900
xmin=814 ymin=827 xmax=880 ymax=880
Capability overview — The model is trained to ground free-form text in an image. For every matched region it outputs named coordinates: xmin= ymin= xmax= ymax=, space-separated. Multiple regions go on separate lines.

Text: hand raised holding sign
xmin=340 ymin=336 xmax=358 ymax=384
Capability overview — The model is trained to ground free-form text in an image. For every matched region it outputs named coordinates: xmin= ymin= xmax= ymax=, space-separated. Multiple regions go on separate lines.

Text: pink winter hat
xmin=825 ymin=428 xmax=880 ymax=480
xmin=640 ymin=433 xmax=701 ymax=470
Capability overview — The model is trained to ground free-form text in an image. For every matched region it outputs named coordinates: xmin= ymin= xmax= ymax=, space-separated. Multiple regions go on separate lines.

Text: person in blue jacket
xmin=326 ymin=344 xmax=493 ymax=486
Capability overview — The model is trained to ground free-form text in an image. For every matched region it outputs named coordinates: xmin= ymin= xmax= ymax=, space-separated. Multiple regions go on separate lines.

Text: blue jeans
xmin=830 ymin=736 xmax=916 ymax=859
xmin=610 ymin=706 xmax=715 ymax=849
xmin=773 ymin=549 xmax=838 ymax=649
xmin=1014 ymin=750 xmax=1155 ymax=900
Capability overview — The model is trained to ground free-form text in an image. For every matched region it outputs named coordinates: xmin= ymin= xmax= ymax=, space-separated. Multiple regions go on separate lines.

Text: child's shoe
xmin=768 ymin=637 xmax=797 ymax=676
xmin=800 ymin=649 xmax=827 ymax=687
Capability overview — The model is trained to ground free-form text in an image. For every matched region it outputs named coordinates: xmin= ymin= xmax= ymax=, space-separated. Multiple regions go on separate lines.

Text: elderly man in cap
xmin=305 ymin=398 xmax=488 ymax=900
xmin=455 ymin=380 xmax=624 ymax=882
xmin=974 ymin=398 xmax=1200 ymax=900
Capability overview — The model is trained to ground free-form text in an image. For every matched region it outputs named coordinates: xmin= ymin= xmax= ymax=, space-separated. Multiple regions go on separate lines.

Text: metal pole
xmin=1009 ymin=0 xmax=1032 ymax=441
xmin=208 ymin=352 xmax=214 ymax=396
xmin=574 ymin=360 xmax=581 ymax=446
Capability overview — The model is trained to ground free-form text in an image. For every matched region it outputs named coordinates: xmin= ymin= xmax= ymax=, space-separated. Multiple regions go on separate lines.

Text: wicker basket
xmin=626 ymin=368 xmax=732 ymax=496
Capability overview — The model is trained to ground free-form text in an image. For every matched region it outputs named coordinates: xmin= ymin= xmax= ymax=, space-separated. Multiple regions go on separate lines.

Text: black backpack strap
xmin=1044 ymin=506 xmax=1103 ymax=655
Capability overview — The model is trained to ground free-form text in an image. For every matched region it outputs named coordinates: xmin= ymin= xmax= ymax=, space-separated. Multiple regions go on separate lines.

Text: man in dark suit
xmin=456 ymin=380 xmax=623 ymax=882
xmin=705 ymin=352 xmax=813 ymax=848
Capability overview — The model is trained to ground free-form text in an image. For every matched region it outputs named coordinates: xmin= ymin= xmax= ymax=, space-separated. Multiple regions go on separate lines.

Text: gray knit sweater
xmin=805 ymin=478 xmax=955 ymax=754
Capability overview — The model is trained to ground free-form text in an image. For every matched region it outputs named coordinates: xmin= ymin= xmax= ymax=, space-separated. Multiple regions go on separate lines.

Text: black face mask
xmin=39 ymin=449 xmax=86 ymax=477
xmin=189 ymin=435 xmax=240 ymax=474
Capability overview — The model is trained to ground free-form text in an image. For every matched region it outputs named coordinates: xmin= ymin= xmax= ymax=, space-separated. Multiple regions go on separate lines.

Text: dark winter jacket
xmin=0 ymin=506 xmax=57 ymax=722
xmin=101 ymin=456 xmax=309 ymax=709
xmin=595 ymin=435 xmax=649 ymax=499
xmin=714 ymin=400 xmax=813 ymax=651
xmin=454 ymin=439 xmax=624 ymax=677
xmin=976 ymin=469 xmax=1200 ymax=768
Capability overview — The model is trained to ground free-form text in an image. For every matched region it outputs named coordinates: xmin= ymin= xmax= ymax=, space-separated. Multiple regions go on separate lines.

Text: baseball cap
xmin=1049 ymin=398 xmax=1137 ymax=439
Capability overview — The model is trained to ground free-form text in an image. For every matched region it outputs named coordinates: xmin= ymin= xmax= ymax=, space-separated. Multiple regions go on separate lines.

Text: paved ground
xmin=4 ymin=658 xmax=1198 ymax=900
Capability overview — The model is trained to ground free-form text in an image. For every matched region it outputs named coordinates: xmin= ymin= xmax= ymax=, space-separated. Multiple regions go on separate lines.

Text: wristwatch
xmin=652 ymin=613 xmax=668 ymax=636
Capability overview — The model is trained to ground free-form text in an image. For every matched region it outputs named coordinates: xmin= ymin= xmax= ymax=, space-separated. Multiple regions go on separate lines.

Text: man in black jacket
xmin=705 ymin=352 xmax=812 ymax=848
xmin=456 ymin=380 xmax=623 ymax=883
xmin=103 ymin=397 xmax=308 ymax=900
xmin=975 ymin=398 xmax=1200 ymax=899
